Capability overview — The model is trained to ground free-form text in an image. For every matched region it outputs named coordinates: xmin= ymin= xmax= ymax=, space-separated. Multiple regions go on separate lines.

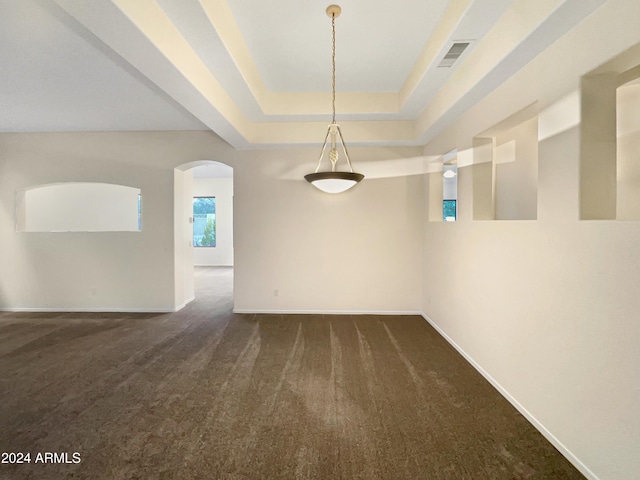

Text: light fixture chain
xmin=304 ymin=5 xmax=364 ymax=193
xmin=331 ymin=13 xmax=336 ymax=124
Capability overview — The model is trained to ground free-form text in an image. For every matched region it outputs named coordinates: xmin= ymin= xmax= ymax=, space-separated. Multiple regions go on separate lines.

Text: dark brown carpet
xmin=0 ymin=267 xmax=583 ymax=479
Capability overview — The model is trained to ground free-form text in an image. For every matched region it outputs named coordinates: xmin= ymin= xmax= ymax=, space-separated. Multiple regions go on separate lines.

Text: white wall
xmin=494 ymin=117 xmax=538 ymax=220
xmin=0 ymin=131 xmax=423 ymax=314
xmin=0 ymin=132 xmax=178 ymax=311
xmin=192 ymin=177 xmax=234 ymax=266
xmin=427 ymin=171 xmax=443 ymax=222
xmin=442 ymin=166 xmax=457 ymax=201
xmin=174 ymin=169 xmax=194 ymax=308
xmin=232 ymin=152 xmax=424 ymax=313
xmin=422 ymin=1 xmax=640 ymax=478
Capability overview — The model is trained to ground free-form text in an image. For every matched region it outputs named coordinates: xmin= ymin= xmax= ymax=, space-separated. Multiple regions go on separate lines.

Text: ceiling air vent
xmin=438 ymin=42 xmax=470 ymax=68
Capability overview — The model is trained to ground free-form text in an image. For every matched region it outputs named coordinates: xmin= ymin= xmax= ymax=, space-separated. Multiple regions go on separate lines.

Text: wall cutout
xmin=443 ymin=164 xmax=458 ymax=221
xmin=617 ymin=78 xmax=640 ymax=220
xmin=472 ymin=104 xmax=539 ymax=221
xmin=16 ymin=183 xmax=141 ymax=232
xmin=580 ymin=42 xmax=640 ymax=220
xmin=427 ymin=150 xmax=457 ymax=223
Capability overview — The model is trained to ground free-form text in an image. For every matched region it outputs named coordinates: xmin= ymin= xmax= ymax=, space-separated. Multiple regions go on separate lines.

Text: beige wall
xmin=0 ymin=131 xmax=423 ymax=313
xmin=423 ymin=126 xmax=640 ymax=480
xmin=174 ymin=168 xmax=194 ymax=308
xmin=0 ymin=132 xmax=178 ymax=311
xmin=232 ymin=153 xmax=424 ymax=313
xmin=421 ymin=1 xmax=640 ymax=478
xmin=494 ymin=117 xmax=538 ymax=220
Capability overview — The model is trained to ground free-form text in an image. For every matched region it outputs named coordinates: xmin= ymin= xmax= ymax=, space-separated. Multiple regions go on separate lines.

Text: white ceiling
xmin=224 ymin=0 xmax=450 ymax=92
xmin=0 ymin=0 xmax=608 ymax=149
xmin=0 ymin=0 xmax=208 ymax=132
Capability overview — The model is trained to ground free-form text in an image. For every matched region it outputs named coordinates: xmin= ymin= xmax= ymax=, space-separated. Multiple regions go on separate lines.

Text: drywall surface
xmin=494 ymin=117 xmax=538 ymax=220
xmin=232 ymin=154 xmax=424 ymax=313
xmin=421 ymin=1 xmax=640 ymax=477
xmin=174 ymin=168 xmax=194 ymax=308
xmin=0 ymin=131 xmax=422 ymax=313
xmin=192 ymin=177 xmax=234 ymax=266
xmin=424 ymin=129 xmax=640 ymax=480
xmin=0 ymin=132 xmax=175 ymax=311
xmin=0 ymin=133 xmax=178 ymax=311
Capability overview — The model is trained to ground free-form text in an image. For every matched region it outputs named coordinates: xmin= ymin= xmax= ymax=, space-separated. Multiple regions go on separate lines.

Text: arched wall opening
xmin=16 ymin=182 xmax=141 ymax=232
xmin=174 ymin=160 xmax=234 ymax=310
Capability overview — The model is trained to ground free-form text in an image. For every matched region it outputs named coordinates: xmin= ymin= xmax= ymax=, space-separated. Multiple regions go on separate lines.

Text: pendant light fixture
xmin=305 ymin=5 xmax=364 ymax=194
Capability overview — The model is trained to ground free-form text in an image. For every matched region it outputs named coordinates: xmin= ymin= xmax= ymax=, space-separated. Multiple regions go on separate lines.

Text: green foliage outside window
xmin=193 ymin=197 xmax=216 ymax=247
xmin=199 ymin=218 xmax=216 ymax=247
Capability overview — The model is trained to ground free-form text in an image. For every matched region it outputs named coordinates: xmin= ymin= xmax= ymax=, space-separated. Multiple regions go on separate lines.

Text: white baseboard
xmin=420 ymin=313 xmax=599 ymax=480
xmin=232 ymin=309 xmax=424 ymax=316
xmin=1 ymin=305 xmax=419 ymax=316
xmin=0 ymin=307 xmax=174 ymax=313
xmin=0 ymin=296 xmax=197 ymax=314
xmin=174 ymin=296 xmax=196 ymax=312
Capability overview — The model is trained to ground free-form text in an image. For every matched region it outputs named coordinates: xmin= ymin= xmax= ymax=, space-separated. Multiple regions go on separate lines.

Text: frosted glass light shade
xmin=304 ymin=172 xmax=364 ymax=194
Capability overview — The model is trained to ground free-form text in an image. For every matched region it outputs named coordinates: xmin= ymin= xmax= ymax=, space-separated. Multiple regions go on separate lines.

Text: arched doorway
xmin=174 ymin=161 xmax=234 ymax=310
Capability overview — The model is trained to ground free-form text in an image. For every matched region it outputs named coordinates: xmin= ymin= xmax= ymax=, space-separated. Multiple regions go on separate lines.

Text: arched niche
xmin=16 ymin=182 xmax=141 ymax=232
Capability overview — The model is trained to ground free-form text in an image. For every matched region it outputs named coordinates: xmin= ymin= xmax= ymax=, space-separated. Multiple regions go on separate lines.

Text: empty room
xmin=1 ymin=0 xmax=638 ymax=479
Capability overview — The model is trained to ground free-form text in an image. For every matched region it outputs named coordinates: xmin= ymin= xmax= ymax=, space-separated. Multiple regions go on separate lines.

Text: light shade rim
xmin=304 ymin=171 xmax=364 ymax=184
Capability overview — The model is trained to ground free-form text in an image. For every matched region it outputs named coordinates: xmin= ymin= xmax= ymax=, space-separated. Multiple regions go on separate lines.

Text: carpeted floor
xmin=0 ymin=267 xmax=584 ymax=479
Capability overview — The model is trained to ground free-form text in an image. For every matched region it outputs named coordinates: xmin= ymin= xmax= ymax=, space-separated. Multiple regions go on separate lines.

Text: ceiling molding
xmin=5 ymin=0 xmax=612 ymax=149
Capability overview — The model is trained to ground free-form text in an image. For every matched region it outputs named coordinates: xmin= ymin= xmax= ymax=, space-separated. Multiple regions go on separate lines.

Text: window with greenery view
xmin=443 ymin=200 xmax=457 ymax=222
xmin=193 ymin=197 xmax=216 ymax=247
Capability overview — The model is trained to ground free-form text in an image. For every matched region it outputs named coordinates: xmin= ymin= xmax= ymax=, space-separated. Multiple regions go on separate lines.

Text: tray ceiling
xmin=0 ymin=0 xmax=608 ymax=149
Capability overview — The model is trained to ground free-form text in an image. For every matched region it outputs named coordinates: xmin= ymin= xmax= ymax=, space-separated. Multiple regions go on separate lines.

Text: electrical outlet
xmin=274 ymin=289 xmax=279 ymax=297
xmin=91 ymin=288 xmax=97 ymax=296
